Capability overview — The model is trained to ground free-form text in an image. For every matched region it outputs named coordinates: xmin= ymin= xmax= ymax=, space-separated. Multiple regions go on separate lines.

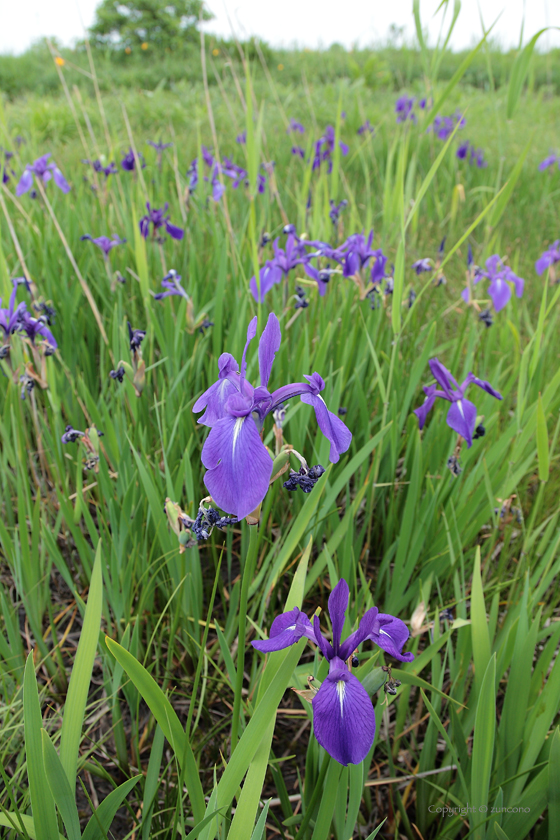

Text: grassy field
xmin=1 ymin=19 xmax=560 ymax=840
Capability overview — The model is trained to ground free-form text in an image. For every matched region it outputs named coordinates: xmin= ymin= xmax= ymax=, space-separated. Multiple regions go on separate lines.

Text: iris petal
xmin=312 ymin=666 xmax=376 ymax=766
xmin=201 ymin=411 xmax=273 ymax=519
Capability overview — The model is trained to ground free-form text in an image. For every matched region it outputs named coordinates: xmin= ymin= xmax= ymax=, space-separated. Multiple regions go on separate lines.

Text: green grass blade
xmin=471 ymin=653 xmax=497 ymax=840
xmin=537 ymin=394 xmax=550 ymax=482
xmin=23 ymin=654 xmax=59 ymax=840
xmin=81 ymin=776 xmax=141 ymax=840
xmin=59 ymin=541 xmax=103 ymax=790
xmin=41 ymin=730 xmax=81 ymax=840
xmin=105 ymin=637 xmax=205 ymax=823
xmin=549 ymin=727 xmax=560 ymax=840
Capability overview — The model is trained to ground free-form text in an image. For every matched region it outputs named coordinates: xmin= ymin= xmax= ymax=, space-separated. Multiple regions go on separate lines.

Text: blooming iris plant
xmin=535 ymin=241 xmax=560 ymax=277
xmin=538 ymin=153 xmax=559 ymax=171
xmin=461 ymin=255 xmax=524 ymax=312
xmin=193 ymin=313 xmax=351 ymax=519
xmin=81 ymin=234 xmax=126 ymax=256
xmin=121 ymin=148 xmax=145 ymax=171
xmin=413 ymin=358 xmax=502 ymax=447
xmin=16 ymin=154 xmax=70 ymax=196
xmin=252 ymin=579 xmax=413 ymax=766
xmin=139 ymin=203 xmax=184 ymax=240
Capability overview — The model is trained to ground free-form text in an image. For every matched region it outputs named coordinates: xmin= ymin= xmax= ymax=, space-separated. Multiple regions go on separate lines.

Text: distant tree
xmin=88 ymin=0 xmax=212 ymax=51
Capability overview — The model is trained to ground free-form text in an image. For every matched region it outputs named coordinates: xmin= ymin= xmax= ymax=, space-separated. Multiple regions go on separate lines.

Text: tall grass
xmin=0 ymin=3 xmax=560 ymax=838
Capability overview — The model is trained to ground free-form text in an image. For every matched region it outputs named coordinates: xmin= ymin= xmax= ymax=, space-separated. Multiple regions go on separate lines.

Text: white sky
xmin=1 ymin=0 xmax=559 ymax=55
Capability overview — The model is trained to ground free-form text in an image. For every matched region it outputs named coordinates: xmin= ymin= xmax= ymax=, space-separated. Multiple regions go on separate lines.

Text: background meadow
xmin=1 ymin=2 xmax=560 ymax=838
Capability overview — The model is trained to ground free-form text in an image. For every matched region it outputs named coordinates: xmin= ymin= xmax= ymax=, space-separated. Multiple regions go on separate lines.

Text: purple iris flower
xmin=249 ymin=262 xmax=284 ymax=303
xmin=19 ymin=311 xmax=57 ymax=349
xmin=430 ymin=112 xmax=465 ymax=141
xmin=222 ymin=156 xmax=248 ymax=188
xmin=456 ymin=141 xmax=470 ymax=159
xmin=287 ymin=119 xmax=305 ymax=134
xmin=291 ymin=146 xmax=305 ymax=158
xmin=83 ymin=159 xmax=118 ymax=178
xmin=187 ymin=158 xmax=198 ymax=191
xmin=341 ymin=232 xmax=376 ymax=277
xmin=204 ymin=163 xmax=225 ymax=201
xmin=535 ymin=240 xmax=560 ymax=275
xmin=148 ymin=140 xmax=172 ymax=153
xmin=121 ymin=148 xmax=146 ymax=171
xmin=81 ymin=234 xmax=126 ymax=256
xmin=16 ymin=154 xmax=70 ymax=196
xmin=236 ymin=130 xmax=247 ymax=144
xmin=539 ymin=153 xmax=559 ymax=171
xmin=395 ymin=96 xmax=416 ymax=123
xmin=139 ymin=203 xmax=184 ymax=240
xmin=479 ymin=255 xmax=524 ymax=311
xmin=413 ymin=358 xmax=502 ymax=447
xmin=154 ymin=269 xmax=188 ymax=300
xmin=329 ymin=199 xmax=348 ymax=225
xmin=201 ymin=146 xmax=215 ymax=168
xmin=411 ymin=258 xmax=433 ymax=274
xmin=0 ymin=288 xmax=27 ymax=338
xmin=252 ymin=579 xmax=413 ymax=766
xmin=312 ymin=126 xmax=348 ymax=172
xmin=357 ymin=120 xmax=375 ymax=135
xmin=370 ymin=249 xmax=390 ymax=284
xmin=193 ymin=313 xmax=352 ymax=519
xmin=249 ymin=234 xmax=308 ymax=301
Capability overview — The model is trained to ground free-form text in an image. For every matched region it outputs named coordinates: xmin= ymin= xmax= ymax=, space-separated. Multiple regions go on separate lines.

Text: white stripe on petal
xmin=336 ymin=680 xmax=346 ymax=718
xmin=232 ymin=416 xmax=244 ymax=455
xmin=457 ymin=400 xmax=465 ymax=419
xmin=379 ymin=628 xmax=392 ymax=637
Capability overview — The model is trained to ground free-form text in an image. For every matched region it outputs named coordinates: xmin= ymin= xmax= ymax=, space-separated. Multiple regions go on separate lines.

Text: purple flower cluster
xmin=200 ymin=146 xmax=267 ymax=200
xmin=16 ymin=154 xmax=70 ymax=196
xmin=462 ymin=255 xmax=524 ymax=312
xmin=456 ymin=141 xmax=487 ymax=167
xmin=121 ymin=148 xmax=146 ymax=171
xmin=82 ymin=159 xmax=118 ymax=178
xmin=253 ymin=579 xmax=413 ymax=766
xmin=429 ymin=112 xmax=466 ymax=141
xmin=0 ymin=287 xmax=57 ymax=350
xmin=249 ymin=229 xmax=390 ymax=303
xmin=312 ymin=126 xmax=348 ymax=172
xmin=192 ymin=313 xmax=351 ymax=519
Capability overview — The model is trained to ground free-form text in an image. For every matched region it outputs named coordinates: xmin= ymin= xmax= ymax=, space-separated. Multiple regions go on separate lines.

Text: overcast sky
xmin=1 ymin=0 xmax=558 ymax=55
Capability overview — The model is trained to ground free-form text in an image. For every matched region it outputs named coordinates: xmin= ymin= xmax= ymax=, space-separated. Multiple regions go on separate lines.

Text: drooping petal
xmin=487 ymin=276 xmax=511 ymax=311
xmin=258 ymin=312 xmax=281 ymax=388
xmin=165 ymin=220 xmax=184 ymax=240
xmin=312 ymin=664 xmax=376 ymax=766
xmin=300 ymin=392 xmax=352 ymax=463
xmin=201 ymin=407 xmax=273 ymax=519
xmin=252 ymin=607 xmax=315 ymax=652
xmin=535 ymin=252 xmax=555 ymax=275
xmin=139 ymin=216 xmax=150 ymax=238
xmin=327 ymin=579 xmax=349 ymax=654
xmin=462 ymin=373 xmax=502 ymax=401
xmin=53 ymin=167 xmax=70 ymax=193
xmin=15 ymin=169 xmax=33 ymax=196
xmin=303 ymin=262 xmax=329 ymax=296
xmin=461 ymin=286 xmax=470 ymax=303
xmin=506 ymin=269 xmax=524 ymax=298
xmin=413 ymin=385 xmax=438 ymax=430
xmin=369 ymin=614 xmax=414 ymax=662
xmin=446 ymin=396 xmax=477 ymax=447
xmin=338 ymin=606 xmax=379 ymax=662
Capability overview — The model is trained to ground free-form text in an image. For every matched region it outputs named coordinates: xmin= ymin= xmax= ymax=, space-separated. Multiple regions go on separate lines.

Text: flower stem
xmin=230 ymin=522 xmax=259 ymax=752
